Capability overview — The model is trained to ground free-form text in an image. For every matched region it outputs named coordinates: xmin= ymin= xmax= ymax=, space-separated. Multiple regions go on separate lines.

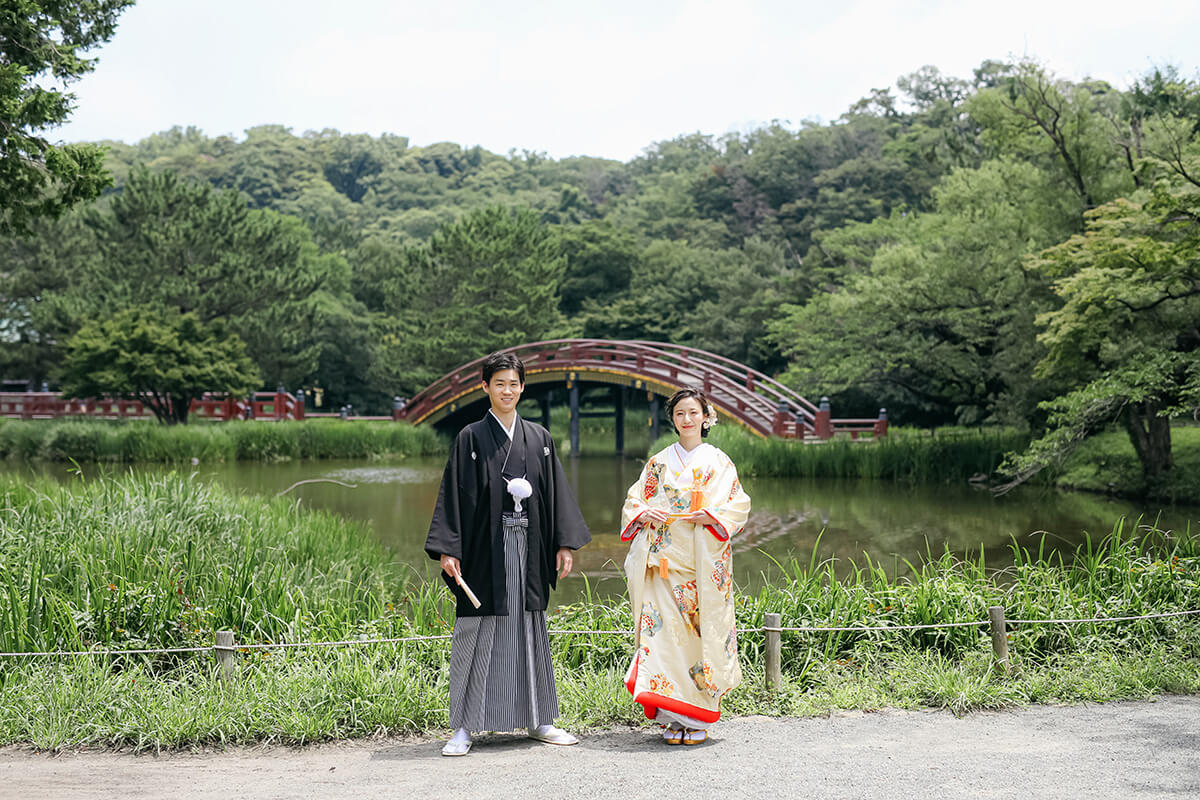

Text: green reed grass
xmin=0 ymin=417 xmax=444 ymax=463
xmin=1 ymin=474 xmax=1198 ymax=749
xmin=649 ymin=425 xmax=1032 ymax=483
xmin=0 ymin=474 xmax=450 ymax=655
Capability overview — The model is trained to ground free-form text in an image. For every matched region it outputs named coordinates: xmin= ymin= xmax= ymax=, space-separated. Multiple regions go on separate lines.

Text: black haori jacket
xmin=425 ymin=413 xmax=591 ymax=617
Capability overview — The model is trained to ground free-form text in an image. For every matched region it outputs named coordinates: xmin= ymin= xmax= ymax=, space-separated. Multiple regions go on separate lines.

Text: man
xmin=425 ymin=351 xmax=591 ymax=756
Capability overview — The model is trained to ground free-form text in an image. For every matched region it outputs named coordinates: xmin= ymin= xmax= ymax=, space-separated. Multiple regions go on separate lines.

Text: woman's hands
xmin=679 ymin=509 xmax=718 ymax=526
xmin=639 ymin=508 xmax=716 ymax=526
xmin=639 ymin=508 xmax=670 ymax=525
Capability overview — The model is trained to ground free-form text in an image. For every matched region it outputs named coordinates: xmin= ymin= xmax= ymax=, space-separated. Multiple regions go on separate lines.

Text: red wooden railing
xmin=399 ymin=339 xmax=886 ymax=440
xmin=0 ymin=391 xmax=304 ymax=422
xmin=1 ymin=341 xmax=887 ymax=439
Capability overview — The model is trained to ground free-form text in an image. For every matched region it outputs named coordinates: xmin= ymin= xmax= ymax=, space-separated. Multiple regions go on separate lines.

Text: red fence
xmin=0 ymin=391 xmax=304 ymax=422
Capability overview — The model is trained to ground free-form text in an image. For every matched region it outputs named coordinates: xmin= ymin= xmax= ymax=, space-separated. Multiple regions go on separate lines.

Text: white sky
xmin=49 ymin=0 xmax=1200 ymax=161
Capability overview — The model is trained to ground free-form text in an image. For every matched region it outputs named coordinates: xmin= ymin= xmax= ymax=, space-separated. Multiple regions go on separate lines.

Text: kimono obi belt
xmin=644 ymin=518 xmax=699 ymax=574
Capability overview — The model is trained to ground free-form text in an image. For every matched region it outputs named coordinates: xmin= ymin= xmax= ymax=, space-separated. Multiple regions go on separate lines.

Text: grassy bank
xmin=1056 ymin=426 xmax=1200 ymax=504
xmin=1 ymin=474 xmax=1198 ymax=749
xmin=651 ymin=425 xmax=1032 ymax=483
xmin=650 ymin=424 xmax=1200 ymax=503
xmin=0 ymin=417 xmax=444 ymax=463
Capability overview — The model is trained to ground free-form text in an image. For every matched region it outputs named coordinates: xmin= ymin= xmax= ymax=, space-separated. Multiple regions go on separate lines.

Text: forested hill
xmin=4 ymin=60 xmax=1199 ymax=436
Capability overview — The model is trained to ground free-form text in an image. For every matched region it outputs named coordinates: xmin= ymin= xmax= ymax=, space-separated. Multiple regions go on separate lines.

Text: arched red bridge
xmin=399 ymin=339 xmax=886 ymax=443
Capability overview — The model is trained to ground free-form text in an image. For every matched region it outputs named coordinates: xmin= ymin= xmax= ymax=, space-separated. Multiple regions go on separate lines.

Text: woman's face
xmin=672 ymin=397 xmax=705 ymax=436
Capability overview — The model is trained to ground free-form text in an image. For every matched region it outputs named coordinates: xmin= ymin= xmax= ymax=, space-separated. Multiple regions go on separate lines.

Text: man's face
xmin=483 ymin=369 xmax=524 ymax=415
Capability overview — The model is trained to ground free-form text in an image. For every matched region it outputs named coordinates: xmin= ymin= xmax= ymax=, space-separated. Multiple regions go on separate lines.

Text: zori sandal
xmin=663 ymin=728 xmax=684 ymax=745
xmin=681 ymin=729 xmax=708 ymax=746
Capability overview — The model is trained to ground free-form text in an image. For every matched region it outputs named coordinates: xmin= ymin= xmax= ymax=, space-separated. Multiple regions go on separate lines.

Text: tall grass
xmin=0 ymin=417 xmax=444 ymax=463
xmin=1 ymin=474 xmax=1198 ymax=749
xmin=0 ymin=474 xmax=448 ymax=656
xmin=650 ymin=425 xmax=1031 ymax=482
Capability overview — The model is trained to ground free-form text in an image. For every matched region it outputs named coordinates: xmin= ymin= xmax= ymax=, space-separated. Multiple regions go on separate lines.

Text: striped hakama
xmin=448 ymin=511 xmax=558 ymax=731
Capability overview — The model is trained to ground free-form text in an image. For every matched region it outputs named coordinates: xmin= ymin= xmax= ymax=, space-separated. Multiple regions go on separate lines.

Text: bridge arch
xmin=397 ymin=339 xmax=885 ymax=445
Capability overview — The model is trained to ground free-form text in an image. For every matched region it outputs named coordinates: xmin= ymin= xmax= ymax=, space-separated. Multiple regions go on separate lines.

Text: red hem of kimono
xmin=705 ymin=519 xmax=729 ymax=541
xmin=624 ymin=653 xmax=721 ymax=724
xmin=620 ymin=517 xmax=643 ymax=541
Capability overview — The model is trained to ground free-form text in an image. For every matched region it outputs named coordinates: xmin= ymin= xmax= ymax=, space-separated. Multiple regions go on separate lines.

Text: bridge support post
xmin=648 ymin=392 xmax=661 ymax=443
xmin=614 ymin=386 xmax=625 ymax=456
xmin=568 ymin=379 xmax=580 ymax=457
xmin=772 ymin=401 xmax=790 ymax=437
xmin=816 ymin=397 xmax=833 ymax=440
xmin=540 ymin=392 xmax=552 ymax=431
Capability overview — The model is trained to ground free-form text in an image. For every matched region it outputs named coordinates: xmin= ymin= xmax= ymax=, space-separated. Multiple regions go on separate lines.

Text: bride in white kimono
xmin=620 ymin=388 xmax=751 ymax=745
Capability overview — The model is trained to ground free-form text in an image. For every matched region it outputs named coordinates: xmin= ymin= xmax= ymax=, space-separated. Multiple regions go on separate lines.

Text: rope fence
xmin=3 ymin=606 xmax=1198 ymax=689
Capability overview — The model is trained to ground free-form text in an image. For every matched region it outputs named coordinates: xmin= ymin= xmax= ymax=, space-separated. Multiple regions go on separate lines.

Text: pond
xmin=7 ymin=454 xmax=1199 ymax=603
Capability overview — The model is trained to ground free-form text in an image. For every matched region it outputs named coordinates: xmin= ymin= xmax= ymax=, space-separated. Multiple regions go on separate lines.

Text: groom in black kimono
xmin=425 ymin=351 xmax=591 ymax=756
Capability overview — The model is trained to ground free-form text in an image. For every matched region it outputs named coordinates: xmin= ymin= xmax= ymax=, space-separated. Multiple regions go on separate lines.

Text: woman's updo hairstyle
xmin=665 ymin=387 xmax=718 ymax=438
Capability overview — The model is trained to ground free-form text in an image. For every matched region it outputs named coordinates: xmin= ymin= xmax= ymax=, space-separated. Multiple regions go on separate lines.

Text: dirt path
xmin=3 ymin=696 xmax=1197 ymax=799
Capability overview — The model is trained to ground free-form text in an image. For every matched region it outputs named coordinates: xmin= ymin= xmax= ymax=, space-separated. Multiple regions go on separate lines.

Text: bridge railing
xmin=399 ymin=339 xmax=884 ymax=440
xmin=402 ymin=339 xmax=788 ymax=436
xmin=0 ymin=391 xmax=303 ymax=422
xmin=626 ymin=340 xmax=820 ymax=420
xmin=527 ymin=340 xmax=780 ymax=418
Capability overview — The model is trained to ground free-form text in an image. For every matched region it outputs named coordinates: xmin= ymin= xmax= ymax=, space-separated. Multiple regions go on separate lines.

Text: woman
xmin=620 ymin=388 xmax=751 ymax=745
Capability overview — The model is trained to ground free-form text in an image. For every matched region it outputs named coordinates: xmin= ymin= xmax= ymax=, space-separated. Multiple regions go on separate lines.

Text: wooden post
xmin=764 ymin=612 xmax=782 ymax=691
xmin=540 ymin=392 xmax=552 ymax=431
xmin=988 ymin=606 xmax=1009 ymax=673
xmin=771 ymin=402 xmax=790 ymax=438
xmin=568 ymin=379 xmax=580 ymax=457
xmin=815 ymin=397 xmax=833 ymax=440
xmin=215 ymin=630 xmax=235 ymax=681
xmin=614 ymin=386 xmax=625 ymax=456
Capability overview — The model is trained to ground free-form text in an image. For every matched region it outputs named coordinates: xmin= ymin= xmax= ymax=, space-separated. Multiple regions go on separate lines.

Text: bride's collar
xmin=672 ymin=440 xmax=706 ymax=467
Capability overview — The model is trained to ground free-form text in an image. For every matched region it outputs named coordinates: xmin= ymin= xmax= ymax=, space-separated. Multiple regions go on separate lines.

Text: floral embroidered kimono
xmin=621 ymin=442 xmax=751 ymax=728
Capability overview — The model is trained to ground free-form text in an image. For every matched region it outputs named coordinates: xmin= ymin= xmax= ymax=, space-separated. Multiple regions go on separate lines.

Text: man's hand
xmin=556 ymin=548 xmax=574 ymax=579
xmin=440 ymin=554 xmax=462 ymax=580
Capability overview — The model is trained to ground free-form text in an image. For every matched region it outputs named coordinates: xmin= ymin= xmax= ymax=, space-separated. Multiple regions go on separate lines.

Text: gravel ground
xmin=3 ymin=696 xmax=1198 ymax=799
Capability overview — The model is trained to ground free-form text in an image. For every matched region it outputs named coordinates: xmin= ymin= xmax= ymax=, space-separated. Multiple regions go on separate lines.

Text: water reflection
xmin=5 ymin=456 xmax=1197 ymax=603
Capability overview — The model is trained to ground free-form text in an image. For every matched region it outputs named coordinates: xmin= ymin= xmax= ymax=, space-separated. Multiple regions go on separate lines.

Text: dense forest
xmin=3 ymin=58 xmax=1199 ymax=487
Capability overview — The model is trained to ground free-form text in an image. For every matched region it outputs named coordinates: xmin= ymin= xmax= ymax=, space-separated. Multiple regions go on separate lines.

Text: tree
xmin=556 ymin=221 xmax=638 ymax=315
xmin=372 ymin=206 xmax=569 ymax=392
xmin=1001 ymin=187 xmax=1200 ymax=496
xmin=578 ymin=239 xmax=727 ymax=345
xmin=771 ymin=158 xmax=1077 ymax=424
xmin=0 ymin=211 xmax=98 ymax=385
xmin=59 ymin=307 xmax=259 ymax=424
xmin=0 ymin=1 xmax=133 ymax=234
xmin=967 ymin=61 xmax=1135 ymax=212
xmin=42 ymin=168 xmax=343 ymax=387
xmin=999 ymin=73 xmax=1200 ymax=496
